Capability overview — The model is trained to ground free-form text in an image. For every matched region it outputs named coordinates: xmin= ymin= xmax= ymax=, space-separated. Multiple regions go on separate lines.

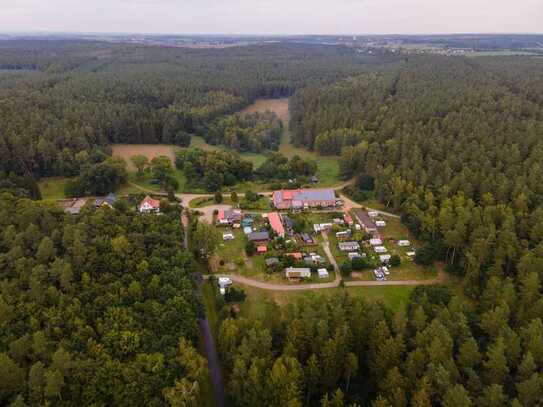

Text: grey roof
xmin=265 ymin=257 xmax=279 ymax=266
xmin=339 ymin=241 xmax=360 ymax=249
xmin=248 ymin=231 xmax=270 ymax=241
xmin=294 ymin=189 xmax=335 ymax=202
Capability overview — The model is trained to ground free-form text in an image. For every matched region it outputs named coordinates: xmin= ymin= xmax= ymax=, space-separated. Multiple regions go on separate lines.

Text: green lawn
xmin=238 ymin=283 xmax=414 ymax=316
xmin=38 ymin=177 xmax=70 ymax=200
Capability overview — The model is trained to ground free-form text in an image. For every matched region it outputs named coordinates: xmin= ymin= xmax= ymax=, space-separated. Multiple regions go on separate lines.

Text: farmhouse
xmin=273 ymin=188 xmax=336 ymax=210
xmin=353 ymin=209 xmax=378 ymax=235
xmin=60 ymin=198 xmax=88 ymax=215
xmin=94 ymin=193 xmax=116 ymax=209
xmin=285 ymin=267 xmax=311 ymax=280
xmin=248 ymin=231 xmax=270 ymax=243
xmin=217 ymin=209 xmax=242 ymax=225
xmin=268 ymin=212 xmax=285 ymax=237
xmin=139 ymin=196 xmax=160 ymax=214
xmin=339 ymin=241 xmax=360 ymax=251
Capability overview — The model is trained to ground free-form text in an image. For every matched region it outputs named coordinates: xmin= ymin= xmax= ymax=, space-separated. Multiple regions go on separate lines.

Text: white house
xmin=285 ymin=267 xmax=311 ymax=279
xmin=368 ymin=211 xmax=379 ymax=218
xmin=376 ymin=220 xmax=386 ymax=227
xmin=407 ymin=251 xmax=416 ymax=257
xmin=369 ymin=238 xmax=383 ymax=246
xmin=139 ymin=196 xmax=161 ymax=214
xmin=218 ymin=277 xmax=233 ymax=295
xmin=348 ymin=252 xmax=364 ymax=260
xmin=339 ymin=241 xmax=360 ymax=251
xmin=374 ymin=246 xmax=388 ymax=254
xmin=398 ymin=240 xmax=411 ymax=247
xmin=318 ymin=268 xmax=329 ymax=279
xmin=379 ymin=254 xmax=391 ymax=263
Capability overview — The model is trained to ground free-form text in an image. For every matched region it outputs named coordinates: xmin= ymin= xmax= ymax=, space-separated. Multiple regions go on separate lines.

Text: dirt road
xmin=205 ymin=268 xmax=447 ymax=291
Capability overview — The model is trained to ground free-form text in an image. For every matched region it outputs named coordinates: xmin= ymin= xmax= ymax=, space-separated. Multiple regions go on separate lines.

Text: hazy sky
xmin=1 ymin=0 xmax=542 ymax=35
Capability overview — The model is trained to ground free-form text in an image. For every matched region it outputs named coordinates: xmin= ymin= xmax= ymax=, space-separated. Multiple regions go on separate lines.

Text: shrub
xmin=225 ymin=287 xmax=246 ymax=303
xmin=390 ymin=254 xmax=401 ymax=267
xmin=340 ymin=262 xmax=352 ymax=277
xmin=351 ymin=257 xmax=370 ymax=270
xmin=245 ymin=241 xmax=256 ymax=256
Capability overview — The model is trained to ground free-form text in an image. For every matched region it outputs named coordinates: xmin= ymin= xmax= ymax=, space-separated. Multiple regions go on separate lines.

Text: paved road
xmin=198 ymin=318 xmax=227 ymax=407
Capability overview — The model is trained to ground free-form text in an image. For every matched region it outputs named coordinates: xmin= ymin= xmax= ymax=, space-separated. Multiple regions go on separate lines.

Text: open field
xmin=240 ymin=98 xmax=290 ymax=122
xmin=190 ymin=136 xmax=268 ymax=167
xmin=235 ymin=283 xmax=414 ymax=317
xmin=112 ymin=144 xmax=178 ymax=171
xmin=38 ymin=177 xmax=69 ymax=200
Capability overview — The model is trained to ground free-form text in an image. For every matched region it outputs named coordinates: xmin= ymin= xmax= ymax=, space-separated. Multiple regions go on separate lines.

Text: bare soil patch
xmin=112 ymin=144 xmax=177 ymax=171
xmin=241 ymin=98 xmax=289 ymax=123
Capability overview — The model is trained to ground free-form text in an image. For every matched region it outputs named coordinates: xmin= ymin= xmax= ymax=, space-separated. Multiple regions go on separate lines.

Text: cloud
xmin=0 ymin=0 xmax=541 ymax=34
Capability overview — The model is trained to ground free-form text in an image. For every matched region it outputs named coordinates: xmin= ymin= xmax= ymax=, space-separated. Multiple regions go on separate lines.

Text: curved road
xmin=205 ymin=269 xmax=448 ymax=291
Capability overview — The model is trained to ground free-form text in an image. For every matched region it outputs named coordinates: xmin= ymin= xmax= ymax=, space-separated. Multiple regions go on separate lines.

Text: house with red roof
xmin=139 ymin=196 xmax=161 ymax=214
xmin=268 ymin=212 xmax=285 ymax=237
xmin=272 ymin=188 xmax=336 ymax=210
xmin=217 ymin=209 xmax=242 ymax=225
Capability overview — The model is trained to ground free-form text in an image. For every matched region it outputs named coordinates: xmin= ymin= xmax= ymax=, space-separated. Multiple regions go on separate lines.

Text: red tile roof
xmin=257 ymin=245 xmax=268 ymax=253
xmin=285 ymin=252 xmax=303 ymax=260
xmin=268 ymin=212 xmax=285 ymax=236
xmin=140 ymin=196 xmax=160 ymax=209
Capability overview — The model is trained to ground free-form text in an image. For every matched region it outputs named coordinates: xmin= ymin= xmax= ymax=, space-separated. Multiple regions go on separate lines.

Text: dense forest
xmin=0 ymin=40 xmax=399 ymax=180
xmin=241 ymin=54 xmax=543 ymax=404
xmin=3 ymin=39 xmax=543 ymax=406
xmin=0 ymin=193 xmax=207 ymax=405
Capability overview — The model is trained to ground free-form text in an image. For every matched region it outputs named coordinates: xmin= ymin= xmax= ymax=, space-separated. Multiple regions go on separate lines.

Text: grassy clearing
xmin=238 ymin=283 xmax=414 ymax=316
xmin=190 ymin=136 xmax=267 ymax=167
xmin=38 ymin=177 xmax=69 ymax=200
xmin=112 ymin=144 xmax=178 ymax=171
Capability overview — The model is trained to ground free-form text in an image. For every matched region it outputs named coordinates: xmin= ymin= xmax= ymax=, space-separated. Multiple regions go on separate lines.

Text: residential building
xmin=268 ymin=212 xmax=285 ymax=237
xmin=285 ymin=252 xmax=303 ymax=260
xmin=398 ymin=240 xmax=411 ymax=247
xmin=339 ymin=241 xmax=360 ymax=251
xmin=257 ymin=245 xmax=268 ymax=253
xmin=369 ymin=238 xmax=383 ymax=246
xmin=217 ymin=209 xmax=242 ymax=225
xmin=353 ymin=209 xmax=378 ymax=235
xmin=272 ymin=188 xmax=336 ymax=210
xmin=93 ymin=193 xmax=116 ymax=209
xmin=336 ymin=230 xmax=352 ymax=240
xmin=139 ymin=196 xmax=161 ymax=213
xmin=379 ymin=254 xmax=391 ymax=263
xmin=318 ymin=268 xmax=329 ymax=279
xmin=376 ymin=220 xmax=386 ymax=227
xmin=247 ymin=231 xmax=269 ymax=243
xmin=285 ymin=267 xmax=311 ymax=279
xmin=61 ymin=198 xmax=88 ymax=215
xmin=374 ymin=246 xmax=388 ymax=253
